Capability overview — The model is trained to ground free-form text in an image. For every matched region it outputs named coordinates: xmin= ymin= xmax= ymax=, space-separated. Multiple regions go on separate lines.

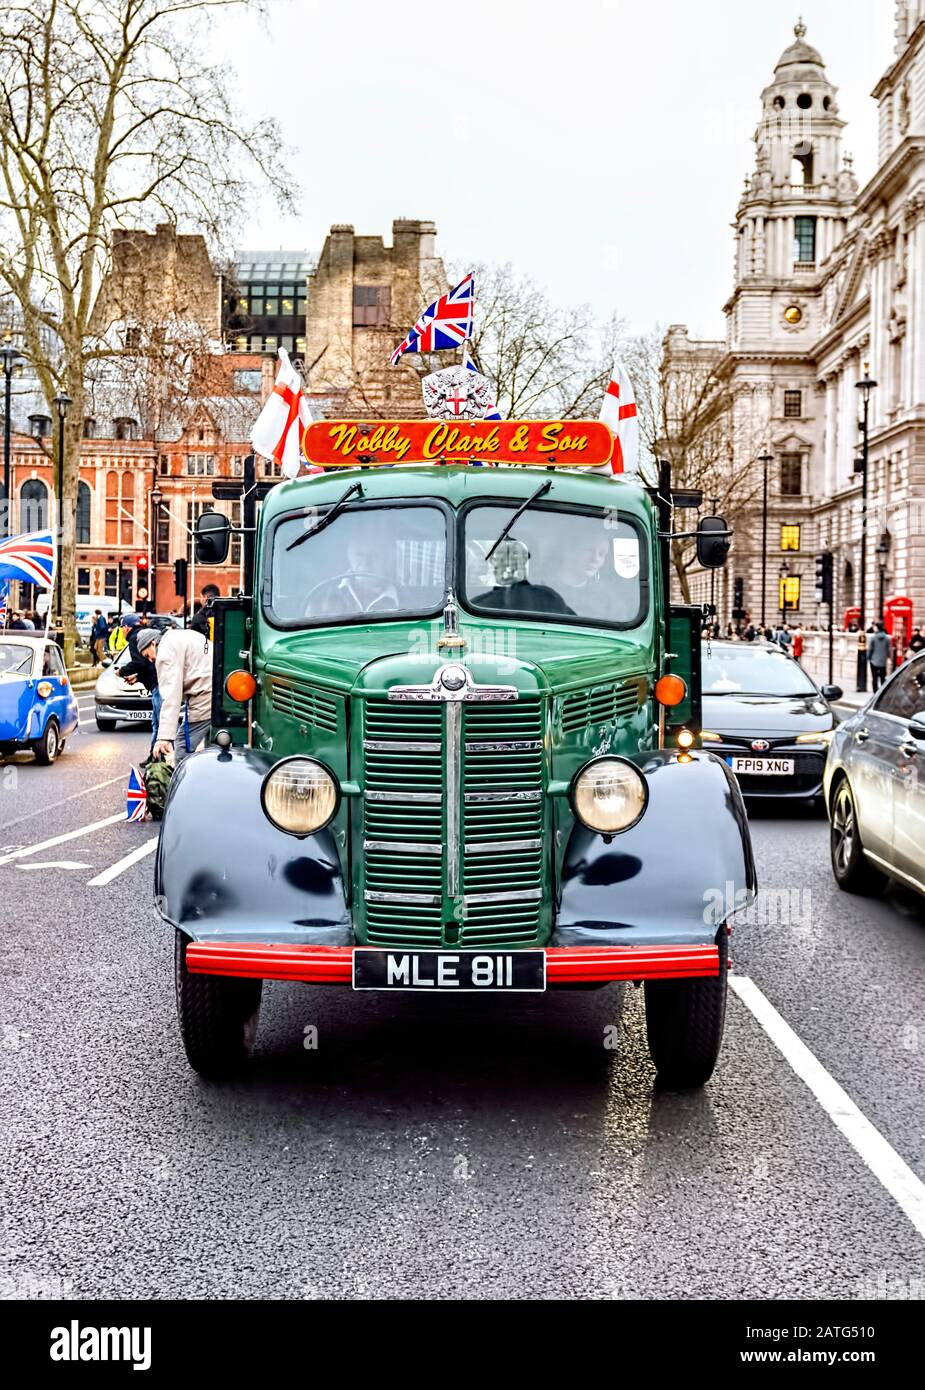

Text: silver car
xmin=824 ymin=650 xmax=925 ymax=896
xmin=93 ymin=645 xmax=153 ymax=731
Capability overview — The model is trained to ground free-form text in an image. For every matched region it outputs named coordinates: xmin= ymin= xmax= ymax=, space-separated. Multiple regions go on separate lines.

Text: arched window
xmin=76 ymin=480 xmax=91 ymax=545
xmin=20 ymin=478 xmax=48 ymax=531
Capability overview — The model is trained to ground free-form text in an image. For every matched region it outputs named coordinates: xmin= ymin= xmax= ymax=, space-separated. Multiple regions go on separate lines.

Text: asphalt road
xmin=1 ymin=695 xmax=924 ymax=1300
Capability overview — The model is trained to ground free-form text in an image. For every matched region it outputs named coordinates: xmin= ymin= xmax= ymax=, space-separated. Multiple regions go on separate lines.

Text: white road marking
xmin=0 ymin=774 xmax=127 ymax=832
xmin=17 ymin=860 xmax=93 ymax=871
xmin=731 ymin=975 xmax=925 ymax=1242
xmin=0 ymin=813 xmax=126 ymax=866
xmin=87 ymin=836 xmax=157 ymax=886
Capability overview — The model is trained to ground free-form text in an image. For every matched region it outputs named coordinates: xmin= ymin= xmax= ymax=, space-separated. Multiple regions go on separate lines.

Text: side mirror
xmin=822 ymin=684 xmax=843 ymax=702
xmin=696 ymin=515 xmax=731 ymax=568
xmin=194 ymin=510 xmax=231 ymax=564
xmin=908 ymin=718 xmax=925 ymax=741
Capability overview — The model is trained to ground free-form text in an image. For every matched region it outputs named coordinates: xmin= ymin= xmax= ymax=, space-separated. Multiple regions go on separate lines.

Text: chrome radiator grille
xmin=359 ymin=694 xmax=547 ymax=949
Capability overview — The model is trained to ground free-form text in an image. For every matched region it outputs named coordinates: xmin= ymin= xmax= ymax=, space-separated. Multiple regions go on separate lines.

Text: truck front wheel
xmin=174 ymin=930 xmax=262 ymax=1077
xmin=644 ymin=950 xmax=727 ymax=1090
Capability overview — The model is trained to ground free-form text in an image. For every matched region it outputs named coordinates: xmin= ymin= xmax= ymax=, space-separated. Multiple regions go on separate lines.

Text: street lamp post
xmin=1 ymin=337 xmax=23 ymax=537
xmin=150 ymin=485 xmax=163 ymax=614
xmin=53 ymin=392 xmax=72 ymax=642
xmin=758 ymin=451 xmax=773 ymax=629
xmin=854 ymin=368 xmax=877 ymax=693
xmin=779 ymin=558 xmax=790 ymax=630
xmin=876 ymin=530 xmax=891 ymax=631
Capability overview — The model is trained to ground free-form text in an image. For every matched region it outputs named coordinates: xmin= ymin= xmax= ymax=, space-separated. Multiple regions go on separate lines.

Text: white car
xmin=93 ymin=646 xmax=153 ymax=731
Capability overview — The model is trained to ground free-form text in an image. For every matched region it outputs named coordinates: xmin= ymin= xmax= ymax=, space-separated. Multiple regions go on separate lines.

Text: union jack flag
xmin=0 ymin=581 xmax=8 ymax=626
xmin=0 ymin=528 xmax=55 ymax=588
xmin=126 ymin=766 xmax=147 ymax=822
xmin=390 ymin=273 xmax=475 ymax=365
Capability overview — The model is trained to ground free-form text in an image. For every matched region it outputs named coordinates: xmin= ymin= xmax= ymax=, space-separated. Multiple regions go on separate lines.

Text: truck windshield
xmin=462 ymin=503 xmax=646 ymax=627
xmin=268 ymin=504 xmax=448 ymax=625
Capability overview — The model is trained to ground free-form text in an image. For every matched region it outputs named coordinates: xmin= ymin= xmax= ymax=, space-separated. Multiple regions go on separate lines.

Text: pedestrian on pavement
xmin=143 ymin=623 xmax=213 ymax=766
xmin=908 ymin=625 xmax=925 ymax=655
xmin=108 ymin=616 xmax=127 ymax=653
xmin=91 ymin=610 xmax=108 ymax=662
xmin=792 ymin=625 xmax=804 ymax=663
xmin=9 ymin=611 xmax=25 ymax=630
xmin=867 ymin=621 xmax=891 ymax=690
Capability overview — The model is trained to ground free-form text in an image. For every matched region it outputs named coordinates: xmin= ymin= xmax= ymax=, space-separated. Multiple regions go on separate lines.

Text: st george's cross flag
xmin=0 ymin=528 xmax=55 ymax=588
xmin=390 ymin=273 xmax=475 ymax=365
xmin=126 ymin=766 xmax=147 ymax=822
xmin=599 ymin=359 xmax=639 ymax=475
xmin=251 ymin=347 xmax=320 ymax=480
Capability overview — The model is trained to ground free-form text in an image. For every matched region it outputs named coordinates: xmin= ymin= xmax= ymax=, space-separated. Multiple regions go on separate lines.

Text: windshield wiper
xmin=484 ymin=479 xmax=552 ymax=562
xmin=286 ymin=482 xmax=363 ymax=551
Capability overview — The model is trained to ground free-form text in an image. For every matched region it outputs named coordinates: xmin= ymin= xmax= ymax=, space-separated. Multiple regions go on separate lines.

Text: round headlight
xmin=261 ymin=757 xmax=339 ymax=836
xmin=571 ymin=757 xmax=648 ymax=835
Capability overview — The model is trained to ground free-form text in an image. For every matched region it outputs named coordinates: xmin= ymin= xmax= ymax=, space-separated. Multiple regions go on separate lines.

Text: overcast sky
xmin=214 ymin=0 xmax=894 ymax=338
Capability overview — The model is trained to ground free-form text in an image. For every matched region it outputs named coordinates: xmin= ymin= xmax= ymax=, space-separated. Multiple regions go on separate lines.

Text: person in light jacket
xmin=137 ymin=625 xmax=213 ymax=765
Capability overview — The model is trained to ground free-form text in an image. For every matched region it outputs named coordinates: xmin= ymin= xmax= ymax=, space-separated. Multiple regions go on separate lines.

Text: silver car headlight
xmin=571 ymin=756 xmax=648 ymax=835
xmin=261 ymin=757 xmax=339 ymax=836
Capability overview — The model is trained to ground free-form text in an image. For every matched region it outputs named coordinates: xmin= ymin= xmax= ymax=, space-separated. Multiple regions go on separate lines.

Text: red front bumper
xmin=185 ymin=941 xmax=720 ymax=985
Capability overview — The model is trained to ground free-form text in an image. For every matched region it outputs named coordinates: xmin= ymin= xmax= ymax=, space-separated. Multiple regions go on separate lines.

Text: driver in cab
xmin=306 ymin=535 xmax=400 ymax=618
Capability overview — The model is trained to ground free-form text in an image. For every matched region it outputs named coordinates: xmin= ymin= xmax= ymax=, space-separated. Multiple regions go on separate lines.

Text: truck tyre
xmin=829 ymin=778 xmax=886 ymax=895
xmin=174 ymin=930 xmax=262 ymax=1077
xmin=644 ymin=948 xmax=727 ymax=1090
xmin=32 ymin=719 xmax=60 ymax=765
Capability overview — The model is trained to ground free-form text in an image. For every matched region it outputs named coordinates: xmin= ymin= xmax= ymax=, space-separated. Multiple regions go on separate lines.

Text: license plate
xmin=112 ymin=708 xmax=150 ymax=721
xmin=352 ymin=948 xmax=546 ymax=992
xmin=728 ymin=756 xmax=794 ymax=775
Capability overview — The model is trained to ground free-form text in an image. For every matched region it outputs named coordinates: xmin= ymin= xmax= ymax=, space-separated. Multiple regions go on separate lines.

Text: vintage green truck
xmin=155 ymin=449 xmax=755 ymax=1086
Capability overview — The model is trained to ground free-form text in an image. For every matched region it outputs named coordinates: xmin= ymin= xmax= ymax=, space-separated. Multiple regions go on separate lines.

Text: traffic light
xmin=732 ymin=577 xmax=745 ymax=619
xmin=814 ymin=550 xmax=833 ymax=605
xmin=174 ymin=557 xmax=188 ymax=602
xmin=135 ymin=554 xmax=150 ymax=611
xmin=119 ymin=566 xmax=132 ymax=606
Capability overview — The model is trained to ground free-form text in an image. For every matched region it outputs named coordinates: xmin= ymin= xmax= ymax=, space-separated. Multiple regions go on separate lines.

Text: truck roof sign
xmin=301 ymin=419 xmax=616 ymax=469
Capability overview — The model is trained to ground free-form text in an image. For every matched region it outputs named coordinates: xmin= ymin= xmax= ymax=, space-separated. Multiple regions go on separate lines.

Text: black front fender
xmin=554 ymin=750 xmax=756 ymax=948
xmin=154 ymin=746 xmax=351 ymax=945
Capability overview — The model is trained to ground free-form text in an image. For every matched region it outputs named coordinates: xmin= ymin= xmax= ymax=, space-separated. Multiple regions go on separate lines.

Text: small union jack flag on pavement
xmin=126 ymin=766 xmax=147 ymax=822
xmin=390 ymin=273 xmax=475 ymax=365
xmin=0 ymin=528 xmax=55 ymax=588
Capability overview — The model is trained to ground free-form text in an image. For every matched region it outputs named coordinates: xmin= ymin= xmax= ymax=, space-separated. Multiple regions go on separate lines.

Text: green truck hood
xmin=260 ymin=617 xmax=653 ymax=697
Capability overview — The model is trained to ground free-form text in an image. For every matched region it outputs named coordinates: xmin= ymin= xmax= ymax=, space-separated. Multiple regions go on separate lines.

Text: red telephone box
xmin=843 ymin=606 xmax=860 ymax=631
xmin=884 ymin=595 xmax=914 ymax=652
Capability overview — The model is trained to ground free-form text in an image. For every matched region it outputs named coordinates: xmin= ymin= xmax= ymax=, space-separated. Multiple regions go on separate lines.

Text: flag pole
xmin=44 ymin=494 xmax=56 ymax=639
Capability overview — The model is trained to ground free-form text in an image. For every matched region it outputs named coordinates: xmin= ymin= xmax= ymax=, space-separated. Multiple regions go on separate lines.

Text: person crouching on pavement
xmin=138 ymin=623 xmax=212 ymax=766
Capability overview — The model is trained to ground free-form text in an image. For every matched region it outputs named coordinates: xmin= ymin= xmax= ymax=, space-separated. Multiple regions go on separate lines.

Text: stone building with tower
xmin=664 ymin=10 xmax=925 ymax=654
xmin=304 ymin=219 xmax=449 ymax=417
